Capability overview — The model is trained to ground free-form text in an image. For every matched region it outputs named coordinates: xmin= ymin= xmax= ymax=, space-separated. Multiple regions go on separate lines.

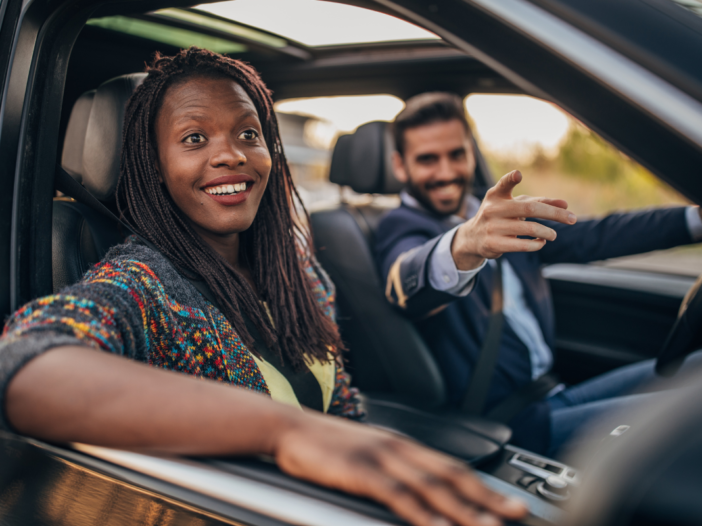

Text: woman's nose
xmin=210 ymin=138 xmax=246 ymax=168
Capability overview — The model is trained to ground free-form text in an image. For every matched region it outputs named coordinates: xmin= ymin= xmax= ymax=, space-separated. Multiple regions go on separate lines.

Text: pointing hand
xmin=452 ymin=170 xmax=576 ymax=270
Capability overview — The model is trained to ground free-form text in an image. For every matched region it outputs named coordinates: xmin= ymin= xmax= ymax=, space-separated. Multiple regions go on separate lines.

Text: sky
xmin=275 ymin=94 xmax=572 ymax=160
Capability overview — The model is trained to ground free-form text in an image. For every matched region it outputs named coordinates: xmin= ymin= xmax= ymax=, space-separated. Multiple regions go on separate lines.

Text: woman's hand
xmin=275 ymin=412 xmax=528 ymax=526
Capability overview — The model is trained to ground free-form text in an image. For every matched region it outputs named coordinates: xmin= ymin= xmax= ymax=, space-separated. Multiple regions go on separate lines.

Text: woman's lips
xmin=204 ymin=183 xmax=253 ymax=206
xmin=201 ymin=174 xmax=255 ymax=206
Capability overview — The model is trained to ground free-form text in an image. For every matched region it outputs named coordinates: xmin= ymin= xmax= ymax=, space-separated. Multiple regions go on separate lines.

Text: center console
xmin=363 ymin=396 xmax=579 ymax=525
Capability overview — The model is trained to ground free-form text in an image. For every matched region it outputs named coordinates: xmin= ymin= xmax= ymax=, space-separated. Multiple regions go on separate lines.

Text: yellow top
xmin=250 ymin=355 xmax=335 ymax=412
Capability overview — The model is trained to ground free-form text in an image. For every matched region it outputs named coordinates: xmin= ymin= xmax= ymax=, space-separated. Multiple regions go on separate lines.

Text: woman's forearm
xmin=5 ymin=345 xmax=300 ymax=455
xmin=4 ymin=345 xmax=529 ymax=526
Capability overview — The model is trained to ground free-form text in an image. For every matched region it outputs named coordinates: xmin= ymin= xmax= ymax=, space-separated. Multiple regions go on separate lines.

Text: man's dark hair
xmin=116 ymin=47 xmax=342 ymax=369
xmin=393 ymin=92 xmax=471 ymax=156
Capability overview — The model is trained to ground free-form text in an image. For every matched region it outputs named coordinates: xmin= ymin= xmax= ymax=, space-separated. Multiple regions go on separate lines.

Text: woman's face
xmin=154 ymin=76 xmax=272 ymax=244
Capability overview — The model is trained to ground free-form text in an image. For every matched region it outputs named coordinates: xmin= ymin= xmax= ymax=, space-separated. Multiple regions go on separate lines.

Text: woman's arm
xmin=6 ymin=346 xmax=527 ymax=526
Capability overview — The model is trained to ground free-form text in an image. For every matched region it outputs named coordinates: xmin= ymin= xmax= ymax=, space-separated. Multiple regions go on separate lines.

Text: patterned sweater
xmin=0 ymin=241 xmax=364 ymax=431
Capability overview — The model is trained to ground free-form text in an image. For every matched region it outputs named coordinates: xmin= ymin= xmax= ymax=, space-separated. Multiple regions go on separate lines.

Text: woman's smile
xmin=202 ymin=174 xmax=255 ymax=205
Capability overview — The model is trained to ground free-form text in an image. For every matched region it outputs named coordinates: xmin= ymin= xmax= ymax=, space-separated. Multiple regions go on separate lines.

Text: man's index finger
xmin=492 ymin=170 xmax=522 ymax=199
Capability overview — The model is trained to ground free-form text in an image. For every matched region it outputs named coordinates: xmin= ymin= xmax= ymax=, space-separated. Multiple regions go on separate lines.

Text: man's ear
xmin=392 ymin=151 xmax=408 ymax=183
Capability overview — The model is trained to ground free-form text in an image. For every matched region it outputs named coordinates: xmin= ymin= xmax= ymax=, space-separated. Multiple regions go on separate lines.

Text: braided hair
xmin=116 ymin=47 xmax=342 ymax=368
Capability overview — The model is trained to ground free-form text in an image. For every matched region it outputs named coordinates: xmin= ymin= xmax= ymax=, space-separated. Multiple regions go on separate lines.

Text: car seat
xmin=53 ymin=74 xmax=145 ymax=292
xmin=310 ymin=121 xmax=495 ymax=409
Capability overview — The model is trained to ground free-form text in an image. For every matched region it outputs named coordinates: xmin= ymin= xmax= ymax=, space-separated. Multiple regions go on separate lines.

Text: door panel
xmin=0 ymin=434 xmax=239 ymax=526
xmin=545 ymin=264 xmax=693 ymax=383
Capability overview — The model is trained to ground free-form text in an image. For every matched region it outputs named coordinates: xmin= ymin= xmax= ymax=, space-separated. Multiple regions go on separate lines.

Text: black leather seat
xmin=310 ymin=121 xmax=494 ymax=408
xmin=53 ymin=74 xmax=145 ymax=292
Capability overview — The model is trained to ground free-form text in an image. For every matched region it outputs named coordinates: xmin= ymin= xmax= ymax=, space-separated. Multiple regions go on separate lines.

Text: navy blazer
xmin=375 ymin=203 xmax=693 ymax=452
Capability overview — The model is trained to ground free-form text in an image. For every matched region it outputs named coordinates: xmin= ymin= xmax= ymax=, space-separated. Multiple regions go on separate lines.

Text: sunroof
xmin=193 ymin=0 xmax=439 ymax=47
xmin=151 ymin=8 xmax=288 ymax=48
xmin=87 ymin=15 xmax=248 ymax=54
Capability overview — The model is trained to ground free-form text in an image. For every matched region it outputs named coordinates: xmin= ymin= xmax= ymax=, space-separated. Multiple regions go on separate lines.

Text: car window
xmin=274 ymin=95 xmax=404 ymax=206
xmin=466 ymin=93 xmax=702 ymax=277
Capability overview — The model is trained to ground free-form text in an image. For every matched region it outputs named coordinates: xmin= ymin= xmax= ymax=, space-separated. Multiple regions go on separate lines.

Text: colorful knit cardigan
xmin=0 ymin=241 xmax=364 ymax=431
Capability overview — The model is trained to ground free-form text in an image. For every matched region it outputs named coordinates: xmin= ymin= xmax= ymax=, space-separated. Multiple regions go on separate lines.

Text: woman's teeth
xmin=205 ymin=183 xmax=248 ymax=195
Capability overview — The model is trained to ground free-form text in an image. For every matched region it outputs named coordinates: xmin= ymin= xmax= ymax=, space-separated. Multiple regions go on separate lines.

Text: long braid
xmin=116 ymin=48 xmax=342 ymax=368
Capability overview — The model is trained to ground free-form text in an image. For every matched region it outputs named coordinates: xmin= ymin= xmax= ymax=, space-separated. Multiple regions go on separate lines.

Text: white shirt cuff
xmin=685 ymin=206 xmax=702 ymax=242
xmin=428 ymin=226 xmax=487 ymax=296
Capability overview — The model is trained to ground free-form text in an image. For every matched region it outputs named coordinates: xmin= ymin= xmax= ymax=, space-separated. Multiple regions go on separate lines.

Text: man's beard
xmin=405 ymin=175 xmax=472 ymax=217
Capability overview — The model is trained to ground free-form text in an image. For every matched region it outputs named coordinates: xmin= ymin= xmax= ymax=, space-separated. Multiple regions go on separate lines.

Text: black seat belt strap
xmin=486 ymin=373 xmax=560 ymax=423
xmin=56 ymin=165 xmax=219 ymax=303
xmin=461 ymin=258 xmax=504 ymax=415
xmin=55 ymin=167 xmax=135 ymax=236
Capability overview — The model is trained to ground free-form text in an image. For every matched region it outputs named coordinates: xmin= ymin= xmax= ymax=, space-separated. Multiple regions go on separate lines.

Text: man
xmin=375 ymin=92 xmax=702 ymax=456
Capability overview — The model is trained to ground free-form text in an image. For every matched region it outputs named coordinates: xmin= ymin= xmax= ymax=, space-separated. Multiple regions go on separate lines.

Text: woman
xmin=0 ymin=48 xmax=526 ymax=526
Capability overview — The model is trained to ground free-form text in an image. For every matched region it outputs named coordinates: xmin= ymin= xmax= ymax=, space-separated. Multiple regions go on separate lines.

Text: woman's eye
xmin=184 ymin=133 xmax=206 ymax=144
xmin=238 ymin=129 xmax=259 ymax=140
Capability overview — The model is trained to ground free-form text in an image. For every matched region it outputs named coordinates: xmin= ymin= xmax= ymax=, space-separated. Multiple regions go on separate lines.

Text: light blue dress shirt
xmin=402 ymin=191 xmax=702 ymax=379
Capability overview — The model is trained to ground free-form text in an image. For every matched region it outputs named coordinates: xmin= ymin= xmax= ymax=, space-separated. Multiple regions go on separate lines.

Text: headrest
xmin=329 ymin=121 xmax=404 ymax=195
xmin=61 ymin=90 xmax=96 ymax=183
xmin=81 ymin=73 xmax=146 ymax=201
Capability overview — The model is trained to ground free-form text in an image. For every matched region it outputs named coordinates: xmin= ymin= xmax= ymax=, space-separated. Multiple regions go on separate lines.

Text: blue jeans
xmin=546 ymin=351 xmax=702 ymax=458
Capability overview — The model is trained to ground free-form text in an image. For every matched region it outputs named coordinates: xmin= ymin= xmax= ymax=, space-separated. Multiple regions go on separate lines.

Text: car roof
xmin=63 ymin=4 xmax=520 ymax=110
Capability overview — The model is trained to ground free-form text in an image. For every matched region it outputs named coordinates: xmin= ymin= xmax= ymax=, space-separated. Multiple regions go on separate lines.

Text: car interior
xmin=4 ymin=0 xmax=702 ymax=523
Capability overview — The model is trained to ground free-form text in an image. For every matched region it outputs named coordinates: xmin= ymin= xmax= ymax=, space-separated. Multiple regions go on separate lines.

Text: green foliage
xmin=480 ymin=122 xmax=689 ymax=216
xmin=558 ymin=125 xmax=627 ymax=181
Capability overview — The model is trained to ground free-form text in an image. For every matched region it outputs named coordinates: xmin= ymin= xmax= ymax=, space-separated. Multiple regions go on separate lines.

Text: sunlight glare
xmin=465 ymin=94 xmax=571 ymax=162
xmin=275 ymin=95 xmax=405 ymax=135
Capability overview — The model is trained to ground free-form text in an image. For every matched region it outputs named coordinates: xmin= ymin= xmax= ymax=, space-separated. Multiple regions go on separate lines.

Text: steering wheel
xmin=656 ymin=273 xmax=702 ymax=376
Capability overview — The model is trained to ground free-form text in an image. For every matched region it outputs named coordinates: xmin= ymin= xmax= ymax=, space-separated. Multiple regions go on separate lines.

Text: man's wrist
xmin=451 ymin=222 xmax=485 ymax=270
xmin=454 ymin=253 xmax=486 ymax=271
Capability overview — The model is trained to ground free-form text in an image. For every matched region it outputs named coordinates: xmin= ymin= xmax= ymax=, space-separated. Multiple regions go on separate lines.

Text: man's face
xmin=393 ymin=119 xmax=476 ymax=217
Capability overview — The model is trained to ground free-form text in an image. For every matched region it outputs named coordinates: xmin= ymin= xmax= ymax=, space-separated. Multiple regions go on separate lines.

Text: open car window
xmin=275 ymin=94 xmax=404 ymax=206
xmin=466 ymin=93 xmax=702 ymax=276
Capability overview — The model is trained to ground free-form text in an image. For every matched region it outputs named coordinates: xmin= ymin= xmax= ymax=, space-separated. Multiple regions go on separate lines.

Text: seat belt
xmin=461 ymin=258 xmax=504 ymax=415
xmin=486 ymin=372 xmax=560 ymax=423
xmin=56 ymin=165 xmax=233 ymax=308
xmin=458 ymin=256 xmax=560 ymax=423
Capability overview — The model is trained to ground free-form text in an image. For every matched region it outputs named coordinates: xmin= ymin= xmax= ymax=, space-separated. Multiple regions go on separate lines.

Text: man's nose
xmin=210 ymin=138 xmax=246 ymax=168
xmin=435 ymin=156 xmax=457 ymax=180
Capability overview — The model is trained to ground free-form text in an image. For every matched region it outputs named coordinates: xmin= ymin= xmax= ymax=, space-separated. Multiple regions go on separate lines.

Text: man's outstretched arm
xmin=380 ymin=171 xmax=577 ymax=320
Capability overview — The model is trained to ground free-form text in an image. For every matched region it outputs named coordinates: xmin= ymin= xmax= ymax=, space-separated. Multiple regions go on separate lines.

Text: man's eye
xmin=239 ymin=129 xmax=259 ymax=140
xmin=184 ymin=133 xmax=206 ymax=144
